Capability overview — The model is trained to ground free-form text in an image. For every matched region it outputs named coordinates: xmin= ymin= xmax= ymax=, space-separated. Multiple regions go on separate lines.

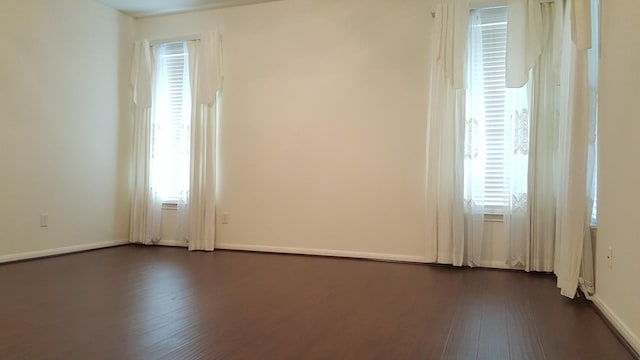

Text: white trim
xmin=0 ymin=240 xmax=128 ymax=264
xmin=469 ymin=0 xmax=507 ymax=9
xmin=469 ymin=0 xmax=553 ymax=8
xmin=474 ymin=260 xmax=524 ymax=270
xmin=157 ymin=239 xmax=188 ymax=247
xmin=214 ymin=243 xmax=426 ymax=263
xmin=125 ymin=0 xmax=283 ymax=18
xmin=591 ymin=295 xmax=640 ymax=356
xmin=149 ymin=34 xmax=200 ymax=46
xmin=214 ymin=243 xmax=528 ymax=269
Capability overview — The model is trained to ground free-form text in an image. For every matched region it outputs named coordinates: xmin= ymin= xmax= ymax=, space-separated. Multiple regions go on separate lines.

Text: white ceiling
xmin=96 ymin=0 xmax=281 ymax=17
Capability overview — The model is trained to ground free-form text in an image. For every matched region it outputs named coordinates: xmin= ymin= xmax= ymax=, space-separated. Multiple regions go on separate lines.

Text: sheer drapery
xmin=152 ymin=42 xmax=192 ymax=246
xmin=185 ymin=32 xmax=222 ymax=251
xmin=463 ymin=12 xmax=485 ymax=266
xmin=502 ymin=84 xmax=531 ymax=267
xmin=465 ymin=8 xmax=529 ymax=267
xmin=129 ymin=32 xmax=222 ymax=251
xmin=426 ymin=0 xmax=597 ymax=297
xmin=505 ymin=0 xmax=560 ymax=271
xmin=504 ymin=0 xmax=595 ymax=297
xmin=129 ymin=40 xmax=162 ymax=244
xmin=554 ymin=0 xmax=595 ymax=298
xmin=425 ymin=1 xmax=469 ymax=265
xmin=498 ymin=1 xmax=533 ymax=268
xmin=579 ymin=0 xmax=599 ymax=295
xmin=523 ymin=2 xmax=560 ymax=272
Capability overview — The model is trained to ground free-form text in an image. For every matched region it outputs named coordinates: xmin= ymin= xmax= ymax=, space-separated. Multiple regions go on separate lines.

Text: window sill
xmin=481 ymin=215 xmax=598 ymax=227
xmin=162 ymin=202 xmax=177 ymax=210
xmin=484 ymin=213 xmax=504 ymax=223
xmin=465 ymin=213 xmax=504 ymax=222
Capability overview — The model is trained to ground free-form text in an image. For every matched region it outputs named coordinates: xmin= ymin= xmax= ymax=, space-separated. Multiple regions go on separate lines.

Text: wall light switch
xmin=222 ymin=212 xmax=230 ymax=224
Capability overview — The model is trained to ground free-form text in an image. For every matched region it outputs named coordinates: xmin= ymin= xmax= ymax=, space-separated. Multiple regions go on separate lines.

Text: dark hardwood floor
xmin=0 ymin=245 xmax=634 ymax=360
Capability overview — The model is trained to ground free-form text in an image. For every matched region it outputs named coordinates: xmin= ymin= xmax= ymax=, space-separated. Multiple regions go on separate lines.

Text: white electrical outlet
xmin=222 ymin=212 xmax=230 ymax=224
xmin=607 ymin=246 xmax=613 ymax=269
xmin=40 ymin=213 xmax=48 ymax=227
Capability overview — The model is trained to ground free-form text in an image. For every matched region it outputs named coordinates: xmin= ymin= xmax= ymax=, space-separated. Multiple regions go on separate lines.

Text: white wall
xmin=137 ymin=0 xmax=431 ymax=260
xmin=594 ymin=1 xmax=640 ymax=352
xmin=0 ymin=0 xmax=134 ymax=261
xmin=137 ymin=0 xmax=516 ymax=265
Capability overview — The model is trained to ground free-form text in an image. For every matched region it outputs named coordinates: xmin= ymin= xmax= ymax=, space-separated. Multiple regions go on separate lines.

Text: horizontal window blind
xmin=152 ymin=42 xmax=191 ymax=202
xmin=469 ymin=7 xmax=510 ymax=213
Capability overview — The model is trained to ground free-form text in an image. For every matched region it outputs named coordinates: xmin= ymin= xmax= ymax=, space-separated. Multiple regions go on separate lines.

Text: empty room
xmin=1 ymin=0 xmax=639 ymax=358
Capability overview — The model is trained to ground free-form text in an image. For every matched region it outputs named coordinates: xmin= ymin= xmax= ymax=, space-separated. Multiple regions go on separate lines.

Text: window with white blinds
xmin=151 ymin=42 xmax=191 ymax=202
xmin=466 ymin=7 xmax=525 ymax=214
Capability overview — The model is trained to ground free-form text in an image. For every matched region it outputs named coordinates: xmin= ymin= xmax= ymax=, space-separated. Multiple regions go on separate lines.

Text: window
xmin=465 ymin=6 xmax=529 ymax=215
xmin=151 ymin=42 xmax=192 ymax=203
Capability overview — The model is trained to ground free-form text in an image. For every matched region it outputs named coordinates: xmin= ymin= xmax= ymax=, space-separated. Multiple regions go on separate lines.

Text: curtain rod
xmin=431 ymin=0 xmax=555 ymax=18
xmin=148 ymin=34 xmax=200 ymax=46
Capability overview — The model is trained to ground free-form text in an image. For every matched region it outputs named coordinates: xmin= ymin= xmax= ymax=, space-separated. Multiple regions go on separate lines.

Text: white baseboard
xmin=591 ymin=294 xmax=640 ymax=356
xmin=0 ymin=239 xmax=129 ymax=264
xmin=157 ymin=239 xmax=187 ymax=247
xmin=214 ymin=242 xmax=426 ymax=263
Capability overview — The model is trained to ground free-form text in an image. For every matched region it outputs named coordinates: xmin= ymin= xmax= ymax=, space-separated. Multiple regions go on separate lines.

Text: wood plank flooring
xmin=0 ymin=245 xmax=634 ymax=360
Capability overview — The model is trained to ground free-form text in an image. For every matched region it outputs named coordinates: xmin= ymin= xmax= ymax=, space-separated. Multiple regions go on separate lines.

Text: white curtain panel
xmin=426 ymin=0 xmax=595 ymax=297
xmin=501 ymin=1 xmax=533 ymax=265
xmin=425 ymin=1 xmax=469 ymax=266
xmin=579 ymin=0 xmax=599 ymax=296
xmin=555 ymin=0 xmax=594 ymax=298
xmin=174 ymin=41 xmax=195 ymax=245
xmin=463 ymin=12 xmax=486 ymax=266
xmin=129 ymin=40 xmax=162 ymax=245
xmin=129 ymin=33 xmax=222 ymax=251
xmin=185 ymin=32 xmax=223 ymax=252
xmin=502 ymin=84 xmax=531 ymax=267
xmin=506 ymin=0 xmax=544 ymax=88
xmin=466 ymin=7 xmax=529 ymax=267
xmin=524 ymin=2 xmax=560 ymax=272
xmin=505 ymin=0 xmax=561 ymax=271
xmin=505 ymin=0 xmax=595 ymax=297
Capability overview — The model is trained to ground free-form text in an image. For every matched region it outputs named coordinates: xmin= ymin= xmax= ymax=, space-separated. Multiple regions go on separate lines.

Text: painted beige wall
xmin=137 ymin=0 xmax=431 ymax=260
xmin=0 ymin=0 xmax=134 ymax=259
xmin=595 ymin=0 xmax=640 ymax=351
xmin=139 ymin=0 xmax=516 ymax=265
